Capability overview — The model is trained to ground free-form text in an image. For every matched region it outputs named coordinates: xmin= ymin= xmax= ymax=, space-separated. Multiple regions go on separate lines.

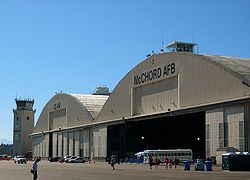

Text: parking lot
xmin=1 ymin=160 xmax=250 ymax=180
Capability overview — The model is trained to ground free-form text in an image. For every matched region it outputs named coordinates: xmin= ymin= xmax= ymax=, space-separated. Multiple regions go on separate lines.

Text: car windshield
xmin=18 ymin=156 xmax=25 ymax=158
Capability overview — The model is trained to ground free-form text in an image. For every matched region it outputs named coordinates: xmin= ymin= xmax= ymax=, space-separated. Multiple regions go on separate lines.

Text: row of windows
xmin=207 ymin=121 xmax=244 ymax=140
xmin=146 ymin=152 xmax=191 ymax=157
xmin=16 ymin=116 xmax=30 ymax=120
xmin=207 ymin=121 xmax=244 ymax=151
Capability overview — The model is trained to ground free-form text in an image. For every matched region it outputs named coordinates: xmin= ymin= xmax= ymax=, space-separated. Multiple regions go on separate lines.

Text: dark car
xmin=48 ymin=156 xmax=63 ymax=162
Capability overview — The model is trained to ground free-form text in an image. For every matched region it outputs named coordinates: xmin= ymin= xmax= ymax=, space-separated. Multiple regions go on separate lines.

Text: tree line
xmin=0 ymin=144 xmax=13 ymax=155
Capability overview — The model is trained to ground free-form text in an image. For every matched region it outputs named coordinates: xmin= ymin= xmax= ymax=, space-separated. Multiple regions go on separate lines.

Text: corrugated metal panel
xmin=205 ymin=55 xmax=250 ymax=85
xmin=70 ymin=94 xmax=109 ymax=119
xmin=225 ymin=106 xmax=244 ymax=150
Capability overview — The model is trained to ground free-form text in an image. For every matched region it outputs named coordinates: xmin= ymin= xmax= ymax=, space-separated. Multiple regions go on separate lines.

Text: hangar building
xmin=31 ymin=42 xmax=250 ymax=161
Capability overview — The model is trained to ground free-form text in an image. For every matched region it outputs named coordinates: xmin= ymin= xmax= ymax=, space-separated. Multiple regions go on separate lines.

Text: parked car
xmin=62 ymin=155 xmax=71 ymax=163
xmin=68 ymin=157 xmax=85 ymax=163
xmin=48 ymin=156 xmax=63 ymax=162
xmin=65 ymin=156 xmax=77 ymax=163
xmin=13 ymin=155 xmax=27 ymax=164
xmin=0 ymin=154 xmax=12 ymax=161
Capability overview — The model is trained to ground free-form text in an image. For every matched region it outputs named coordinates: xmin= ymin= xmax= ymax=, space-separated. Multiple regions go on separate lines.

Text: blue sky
xmin=0 ymin=0 xmax=250 ymax=142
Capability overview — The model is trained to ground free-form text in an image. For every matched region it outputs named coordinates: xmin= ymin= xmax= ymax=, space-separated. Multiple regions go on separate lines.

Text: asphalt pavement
xmin=1 ymin=160 xmax=250 ymax=180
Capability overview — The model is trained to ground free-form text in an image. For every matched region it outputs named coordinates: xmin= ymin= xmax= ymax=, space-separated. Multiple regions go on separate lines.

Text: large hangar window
xmin=133 ymin=76 xmax=178 ymax=115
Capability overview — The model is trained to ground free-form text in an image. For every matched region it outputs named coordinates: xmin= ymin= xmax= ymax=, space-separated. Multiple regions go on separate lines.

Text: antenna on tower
xmin=160 ymin=21 xmax=165 ymax=53
xmin=192 ymin=26 xmax=196 ymax=43
xmin=160 ymin=40 xmax=164 ymax=53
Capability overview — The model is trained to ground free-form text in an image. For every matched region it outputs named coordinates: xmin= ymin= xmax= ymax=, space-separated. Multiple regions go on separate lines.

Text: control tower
xmin=13 ymin=99 xmax=35 ymax=156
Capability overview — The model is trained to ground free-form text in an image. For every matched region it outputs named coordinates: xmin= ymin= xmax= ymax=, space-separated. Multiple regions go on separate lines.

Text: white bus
xmin=142 ymin=149 xmax=193 ymax=163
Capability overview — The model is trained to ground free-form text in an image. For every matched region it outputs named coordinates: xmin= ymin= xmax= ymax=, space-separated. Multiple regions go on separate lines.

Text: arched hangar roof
xmin=70 ymin=94 xmax=109 ymax=119
xmin=96 ymin=53 xmax=250 ymax=122
xmin=33 ymin=93 xmax=108 ymax=133
xmin=206 ymin=55 xmax=250 ymax=85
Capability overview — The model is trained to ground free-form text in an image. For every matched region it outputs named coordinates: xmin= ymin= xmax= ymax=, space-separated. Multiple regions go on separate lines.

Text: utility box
xmin=222 ymin=152 xmax=250 ymax=171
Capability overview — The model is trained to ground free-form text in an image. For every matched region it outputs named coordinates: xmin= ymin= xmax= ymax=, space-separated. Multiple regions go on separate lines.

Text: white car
xmin=14 ymin=155 xmax=27 ymax=164
xmin=68 ymin=157 xmax=85 ymax=163
xmin=65 ymin=156 xmax=77 ymax=163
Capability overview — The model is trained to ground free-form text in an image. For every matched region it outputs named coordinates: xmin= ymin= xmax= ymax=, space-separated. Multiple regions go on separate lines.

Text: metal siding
xmin=134 ymin=76 xmax=178 ymax=115
xmin=180 ymin=57 xmax=249 ymax=108
xmin=93 ymin=126 xmax=107 ymax=158
xmin=52 ymin=132 xmax=58 ymax=157
xmin=82 ymin=130 xmax=90 ymax=158
xmin=74 ymin=131 xmax=80 ymax=156
xmin=44 ymin=133 xmax=49 ymax=157
xmin=225 ymin=106 xmax=244 ymax=150
xmin=68 ymin=131 xmax=73 ymax=156
xmin=206 ymin=108 xmax=224 ymax=157
xmin=63 ymin=132 xmax=68 ymax=156
xmin=97 ymin=53 xmax=250 ymax=123
xmin=58 ymin=132 xmax=63 ymax=156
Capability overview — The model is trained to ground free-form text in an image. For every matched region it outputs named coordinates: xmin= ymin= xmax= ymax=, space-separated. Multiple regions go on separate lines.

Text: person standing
xmin=110 ymin=155 xmax=116 ymax=170
xmin=168 ymin=158 xmax=172 ymax=169
xmin=149 ymin=155 xmax=154 ymax=170
xmin=165 ymin=157 xmax=169 ymax=169
xmin=31 ymin=158 xmax=40 ymax=180
xmin=154 ymin=157 xmax=160 ymax=170
xmin=174 ymin=157 xmax=179 ymax=169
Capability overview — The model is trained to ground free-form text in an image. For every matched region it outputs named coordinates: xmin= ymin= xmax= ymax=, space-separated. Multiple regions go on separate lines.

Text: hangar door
xmin=107 ymin=112 xmax=205 ymax=159
xmin=133 ymin=76 xmax=178 ymax=115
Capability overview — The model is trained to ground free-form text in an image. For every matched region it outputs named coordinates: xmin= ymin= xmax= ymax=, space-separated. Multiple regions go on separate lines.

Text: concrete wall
xmin=13 ymin=109 xmax=34 ymax=156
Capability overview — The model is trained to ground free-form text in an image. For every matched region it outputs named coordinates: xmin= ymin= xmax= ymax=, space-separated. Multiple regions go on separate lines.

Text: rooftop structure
xmin=165 ymin=41 xmax=197 ymax=53
xmin=14 ymin=99 xmax=34 ymax=111
xmin=92 ymin=86 xmax=110 ymax=95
